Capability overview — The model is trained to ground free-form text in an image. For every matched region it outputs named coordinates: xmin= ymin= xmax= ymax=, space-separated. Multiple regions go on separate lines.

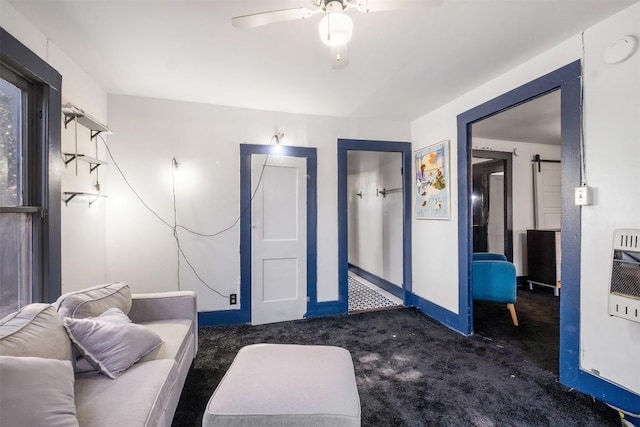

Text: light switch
xmin=575 ymin=186 xmax=592 ymax=206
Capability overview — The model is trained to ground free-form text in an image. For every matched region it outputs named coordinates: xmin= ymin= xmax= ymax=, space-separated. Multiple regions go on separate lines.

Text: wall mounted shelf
xmin=63 ymin=192 xmax=107 ymax=207
xmin=61 ymin=102 xmax=111 ymax=204
xmin=62 ymin=153 xmax=107 ymax=173
xmin=62 ymin=103 xmax=112 ymax=140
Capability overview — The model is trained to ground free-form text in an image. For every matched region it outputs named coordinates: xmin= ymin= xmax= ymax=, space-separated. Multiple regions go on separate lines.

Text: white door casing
xmin=251 ymin=155 xmax=307 ymax=325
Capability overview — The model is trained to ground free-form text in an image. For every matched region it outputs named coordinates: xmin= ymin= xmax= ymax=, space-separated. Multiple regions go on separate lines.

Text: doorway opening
xmin=457 ymin=59 xmax=632 ymax=406
xmin=470 ymin=89 xmax=562 ymax=372
xmin=456 ymin=61 xmax=582 ymax=385
xmin=346 ymin=150 xmax=404 ymax=313
xmin=338 ymin=139 xmax=412 ymax=315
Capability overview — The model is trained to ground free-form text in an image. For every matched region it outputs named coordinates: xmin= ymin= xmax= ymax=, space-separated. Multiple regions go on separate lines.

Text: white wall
xmin=348 ymin=163 xmax=381 ymax=273
xmin=105 ymin=95 xmax=410 ymax=312
xmin=412 ymin=3 xmax=640 ymax=394
xmin=347 ymin=152 xmax=403 ymax=285
xmin=579 ymin=3 xmax=640 ymax=394
xmin=381 ymin=155 xmax=404 ymax=285
xmin=472 ymin=138 xmax=561 ymax=275
xmin=1 ymin=0 xmax=109 ymax=292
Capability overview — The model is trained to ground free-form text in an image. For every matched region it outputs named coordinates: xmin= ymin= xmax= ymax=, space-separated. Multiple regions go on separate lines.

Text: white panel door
xmin=251 ymin=155 xmax=307 ymax=325
xmin=533 ymin=162 xmax=561 ymax=230
xmin=487 ymin=174 xmax=505 ymax=254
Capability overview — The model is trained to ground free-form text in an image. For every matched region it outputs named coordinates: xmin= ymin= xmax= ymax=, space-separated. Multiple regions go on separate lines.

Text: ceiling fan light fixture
xmin=318 ymin=11 xmax=353 ymax=46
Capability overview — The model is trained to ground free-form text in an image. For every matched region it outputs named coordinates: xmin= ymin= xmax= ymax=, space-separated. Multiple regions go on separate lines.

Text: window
xmin=0 ymin=69 xmax=34 ymax=316
xmin=0 ymin=28 xmax=62 ymax=316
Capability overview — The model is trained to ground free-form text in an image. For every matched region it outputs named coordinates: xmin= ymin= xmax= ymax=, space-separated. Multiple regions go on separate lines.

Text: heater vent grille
xmin=611 ymin=255 xmax=640 ymax=299
xmin=617 ymin=233 xmax=639 ymax=250
xmin=609 ymin=229 xmax=640 ymax=322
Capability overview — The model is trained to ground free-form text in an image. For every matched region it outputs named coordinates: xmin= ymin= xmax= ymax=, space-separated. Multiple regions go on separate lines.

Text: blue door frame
xmin=337 ymin=139 xmax=413 ymax=313
xmin=457 ymin=60 xmax=639 ymax=412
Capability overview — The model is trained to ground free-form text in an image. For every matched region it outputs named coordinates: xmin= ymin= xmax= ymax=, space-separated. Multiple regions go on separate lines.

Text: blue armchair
xmin=472 ymin=257 xmax=519 ymax=326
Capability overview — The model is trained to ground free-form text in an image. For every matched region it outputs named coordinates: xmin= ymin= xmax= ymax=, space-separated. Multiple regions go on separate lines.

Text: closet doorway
xmin=337 ymin=139 xmax=412 ymax=314
xmin=347 ymin=150 xmax=403 ymax=313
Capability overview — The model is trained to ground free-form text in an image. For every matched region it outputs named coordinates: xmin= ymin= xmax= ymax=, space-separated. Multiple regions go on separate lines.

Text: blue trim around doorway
xmin=337 ymin=139 xmax=412 ymax=314
xmin=457 ymin=59 xmax=639 ymax=412
xmin=456 ymin=61 xmax=583 ymax=335
xmin=198 ymin=143 xmax=317 ymax=326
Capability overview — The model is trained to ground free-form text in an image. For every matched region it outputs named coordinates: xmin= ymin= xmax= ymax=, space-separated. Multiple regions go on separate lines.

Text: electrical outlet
xmin=229 ymin=294 xmax=237 ymax=305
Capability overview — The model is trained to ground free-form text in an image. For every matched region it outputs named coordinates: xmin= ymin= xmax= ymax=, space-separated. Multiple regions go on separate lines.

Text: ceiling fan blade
xmin=331 ymin=45 xmax=349 ymax=70
xmin=231 ymin=7 xmax=319 ymax=29
xmin=347 ymin=0 xmax=443 ymax=13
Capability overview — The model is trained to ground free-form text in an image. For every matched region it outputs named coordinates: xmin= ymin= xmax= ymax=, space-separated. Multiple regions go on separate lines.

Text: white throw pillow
xmin=64 ymin=308 xmax=163 ymax=379
xmin=0 ymin=356 xmax=79 ymax=427
xmin=0 ymin=303 xmax=72 ymax=361
xmin=70 ymin=307 xmax=135 ymax=373
xmin=55 ymin=281 xmax=131 ymax=319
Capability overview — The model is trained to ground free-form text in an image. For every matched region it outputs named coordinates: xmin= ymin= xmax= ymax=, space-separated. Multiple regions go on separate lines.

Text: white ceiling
xmin=347 ymin=150 xmax=400 ymax=173
xmin=472 ymin=89 xmax=561 ymax=145
xmin=7 ymin=0 xmax=637 ymax=121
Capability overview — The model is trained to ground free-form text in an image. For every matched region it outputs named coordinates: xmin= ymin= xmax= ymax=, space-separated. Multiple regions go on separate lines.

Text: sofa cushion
xmin=75 ymin=358 xmax=178 ymax=427
xmin=55 ymin=281 xmax=131 ymax=319
xmin=0 ymin=303 xmax=72 ymax=361
xmin=0 ymin=356 xmax=79 ymax=427
xmin=138 ymin=319 xmax=192 ymax=364
xmin=64 ymin=308 xmax=163 ymax=379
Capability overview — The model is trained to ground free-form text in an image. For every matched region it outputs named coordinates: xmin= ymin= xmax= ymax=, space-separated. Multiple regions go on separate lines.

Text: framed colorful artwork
xmin=414 ymin=140 xmax=450 ymax=220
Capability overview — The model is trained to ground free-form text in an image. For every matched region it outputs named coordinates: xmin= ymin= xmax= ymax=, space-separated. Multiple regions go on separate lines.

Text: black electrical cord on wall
xmin=99 ymin=134 xmax=276 ymax=299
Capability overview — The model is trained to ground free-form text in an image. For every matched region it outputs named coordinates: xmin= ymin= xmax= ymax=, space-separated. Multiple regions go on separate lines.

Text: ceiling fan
xmin=231 ymin=0 xmax=443 ymax=69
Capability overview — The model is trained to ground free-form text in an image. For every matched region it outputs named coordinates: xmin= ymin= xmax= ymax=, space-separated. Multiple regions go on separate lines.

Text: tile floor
xmin=347 ymin=272 xmax=403 ymax=313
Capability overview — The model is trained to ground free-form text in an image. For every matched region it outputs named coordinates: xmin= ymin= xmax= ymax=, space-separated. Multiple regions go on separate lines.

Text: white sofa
xmin=0 ymin=282 xmax=197 ymax=427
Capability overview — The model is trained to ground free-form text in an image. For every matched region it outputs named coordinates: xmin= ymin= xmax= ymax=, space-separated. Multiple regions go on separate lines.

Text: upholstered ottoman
xmin=202 ymin=344 xmax=361 ymax=427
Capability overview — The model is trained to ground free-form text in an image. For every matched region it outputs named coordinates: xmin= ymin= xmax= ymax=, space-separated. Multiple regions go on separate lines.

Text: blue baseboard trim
xmin=306 ymin=301 xmax=347 ymax=318
xmin=408 ymin=291 xmax=468 ymax=336
xmin=198 ymin=309 xmax=248 ymax=327
xmin=199 ymin=301 xmax=348 ymax=326
xmin=349 ymin=264 xmax=404 ymax=299
xmin=560 ymin=360 xmax=640 ymax=417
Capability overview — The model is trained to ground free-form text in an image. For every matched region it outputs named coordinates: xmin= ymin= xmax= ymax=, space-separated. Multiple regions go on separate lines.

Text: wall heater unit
xmin=609 ymin=229 xmax=640 ymax=322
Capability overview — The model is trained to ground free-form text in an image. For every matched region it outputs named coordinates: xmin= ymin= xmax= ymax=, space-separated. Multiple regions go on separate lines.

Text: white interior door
xmin=533 ymin=161 xmax=561 ymax=230
xmin=487 ymin=174 xmax=505 ymax=254
xmin=251 ymin=155 xmax=307 ymax=325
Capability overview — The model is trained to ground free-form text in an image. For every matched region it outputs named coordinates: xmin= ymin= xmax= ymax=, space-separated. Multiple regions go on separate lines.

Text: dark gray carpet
xmin=173 ymin=289 xmax=620 ymax=426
